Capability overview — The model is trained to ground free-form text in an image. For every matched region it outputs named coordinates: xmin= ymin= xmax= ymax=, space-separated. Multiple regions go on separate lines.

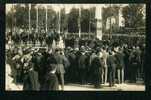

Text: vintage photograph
xmin=5 ymin=4 xmax=145 ymax=91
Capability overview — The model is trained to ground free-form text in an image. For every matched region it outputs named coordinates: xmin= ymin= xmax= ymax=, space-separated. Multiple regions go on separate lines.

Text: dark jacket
xmin=54 ymin=53 xmax=67 ymax=74
xmin=91 ymin=56 xmax=102 ymax=85
xmin=78 ymin=54 xmax=87 ymax=69
xmin=42 ymin=73 xmax=59 ymax=91
xmin=115 ymin=52 xmax=125 ymax=69
xmin=91 ymin=56 xmax=102 ymax=74
xmin=129 ymin=51 xmax=141 ymax=67
xmin=23 ymin=70 xmax=40 ymax=91
xmin=107 ymin=55 xmax=117 ymax=69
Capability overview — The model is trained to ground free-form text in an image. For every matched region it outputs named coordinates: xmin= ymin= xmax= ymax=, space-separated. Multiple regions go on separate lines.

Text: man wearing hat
xmin=23 ymin=64 xmax=40 ymax=91
xmin=78 ymin=47 xmax=87 ymax=85
xmin=42 ymin=51 xmax=59 ymax=91
xmin=114 ymin=47 xmax=125 ymax=84
xmin=107 ymin=49 xmax=117 ymax=87
xmin=91 ymin=51 xmax=102 ymax=88
xmin=54 ymin=48 xmax=66 ymax=90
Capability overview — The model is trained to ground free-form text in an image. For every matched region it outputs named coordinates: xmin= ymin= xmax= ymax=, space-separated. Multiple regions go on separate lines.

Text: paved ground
xmin=6 ymin=83 xmax=145 ymax=91
xmin=63 ymin=83 xmax=145 ymax=91
xmin=5 ymin=64 xmax=145 ymax=91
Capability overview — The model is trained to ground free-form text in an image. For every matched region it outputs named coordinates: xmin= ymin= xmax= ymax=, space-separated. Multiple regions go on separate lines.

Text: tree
xmin=122 ymin=4 xmax=145 ymax=28
xmin=30 ymin=4 xmax=36 ymax=29
xmin=68 ymin=8 xmax=79 ymax=33
xmin=81 ymin=8 xmax=90 ymax=33
xmin=6 ymin=11 xmax=13 ymax=30
xmin=60 ymin=7 xmax=68 ymax=33
xmin=89 ymin=7 xmax=96 ymax=33
xmin=13 ymin=4 xmax=28 ymax=29
xmin=47 ymin=6 xmax=57 ymax=31
xmin=38 ymin=6 xmax=46 ymax=30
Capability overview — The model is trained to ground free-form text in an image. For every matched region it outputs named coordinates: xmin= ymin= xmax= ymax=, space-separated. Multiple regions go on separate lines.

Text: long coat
xmin=107 ymin=55 xmax=117 ymax=69
xmin=91 ymin=56 xmax=102 ymax=87
xmin=115 ymin=52 xmax=125 ymax=69
xmin=23 ymin=70 xmax=40 ymax=91
xmin=42 ymin=73 xmax=59 ymax=91
xmin=78 ymin=54 xmax=87 ymax=69
xmin=54 ymin=54 xmax=68 ymax=74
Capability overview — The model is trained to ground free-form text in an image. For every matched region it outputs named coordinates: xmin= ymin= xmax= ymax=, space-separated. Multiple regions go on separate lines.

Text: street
xmin=6 ymin=83 xmax=145 ymax=91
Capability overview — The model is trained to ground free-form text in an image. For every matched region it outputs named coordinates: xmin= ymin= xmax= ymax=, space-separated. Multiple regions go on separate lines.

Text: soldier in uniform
xmin=54 ymin=48 xmax=66 ymax=90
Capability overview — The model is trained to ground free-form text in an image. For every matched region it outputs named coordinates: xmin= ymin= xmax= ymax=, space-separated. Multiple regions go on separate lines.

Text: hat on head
xmin=80 ymin=46 xmax=85 ymax=52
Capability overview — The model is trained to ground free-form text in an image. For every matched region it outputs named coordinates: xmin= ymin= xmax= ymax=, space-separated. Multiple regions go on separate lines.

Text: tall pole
xmin=89 ymin=8 xmax=91 ymax=39
xmin=12 ymin=4 xmax=14 ymax=33
xmin=36 ymin=6 xmax=39 ymax=32
xmin=58 ymin=7 xmax=61 ymax=34
xmin=45 ymin=5 xmax=48 ymax=32
xmin=109 ymin=4 xmax=112 ymax=40
xmin=78 ymin=6 xmax=81 ymax=38
xmin=28 ymin=4 xmax=31 ymax=42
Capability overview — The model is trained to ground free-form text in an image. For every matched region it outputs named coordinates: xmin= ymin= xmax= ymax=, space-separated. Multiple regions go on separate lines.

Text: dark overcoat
xmin=54 ymin=54 xmax=66 ymax=74
xmin=23 ymin=70 xmax=40 ymax=91
xmin=42 ymin=73 xmax=59 ymax=91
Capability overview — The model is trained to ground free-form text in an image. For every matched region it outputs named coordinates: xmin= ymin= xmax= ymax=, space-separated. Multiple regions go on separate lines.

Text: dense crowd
xmin=6 ymin=31 xmax=145 ymax=91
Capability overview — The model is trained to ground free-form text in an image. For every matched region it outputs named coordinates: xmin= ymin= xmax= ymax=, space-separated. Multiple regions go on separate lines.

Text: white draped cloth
xmin=52 ymin=36 xmax=65 ymax=50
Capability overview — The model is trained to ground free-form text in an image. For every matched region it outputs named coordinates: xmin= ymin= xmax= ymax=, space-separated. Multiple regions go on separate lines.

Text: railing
xmin=65 ymin=32 xmax=145 ymax=38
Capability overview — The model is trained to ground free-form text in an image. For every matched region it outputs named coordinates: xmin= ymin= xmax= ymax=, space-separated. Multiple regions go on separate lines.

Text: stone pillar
xmin=95 ymin=6 xmax=103 ymax=40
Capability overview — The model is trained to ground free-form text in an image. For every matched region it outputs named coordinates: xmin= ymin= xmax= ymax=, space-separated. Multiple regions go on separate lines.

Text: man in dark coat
xmin=78 ymin=51 xmax=87 ymax=85
xmin=91 ymin=52 xmax=102 ymax=88
xmin=115 ymin=47 xmax=125 ymax=84
xmin=23 ymin=64 xmax=40 ymax=91
xmin=107 ymin=50 xmax=117 ymax=87
xmin=129 ymin=47 xmax=141 ymax=83
xmin=123 ymin=45 xmax=130 ymax=80
xmin=65 ymin=50 xmax=76 ymax=83
xmin=54 ymin=49 xmax=67 ymax=90
xmin=38 ymin=49 xmax=49 ymax=89
xmin=42 ymin=53 xmax=59 ymax=91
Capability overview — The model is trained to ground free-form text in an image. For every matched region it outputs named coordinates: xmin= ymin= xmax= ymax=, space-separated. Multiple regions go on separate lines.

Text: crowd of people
xmin=5 ymin=30 xmax=145 ymax=91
